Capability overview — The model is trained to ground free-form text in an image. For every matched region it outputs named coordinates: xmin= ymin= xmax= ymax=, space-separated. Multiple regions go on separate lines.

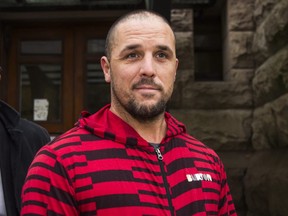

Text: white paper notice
xmin=33 ymin=99 xmax=49 ymax=121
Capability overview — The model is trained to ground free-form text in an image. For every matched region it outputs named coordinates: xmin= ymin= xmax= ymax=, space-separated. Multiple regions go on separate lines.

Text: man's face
xmin=101 ymin=16 xmax=178 ymax=121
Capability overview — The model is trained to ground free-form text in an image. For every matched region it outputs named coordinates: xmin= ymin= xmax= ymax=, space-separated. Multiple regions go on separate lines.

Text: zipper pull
xmin=155 ymin=148 xmax=163 ymax=160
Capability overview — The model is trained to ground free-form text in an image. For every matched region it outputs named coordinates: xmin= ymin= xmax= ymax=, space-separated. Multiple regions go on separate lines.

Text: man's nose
xmin=139 ymin=55 xmax=156 ymax=77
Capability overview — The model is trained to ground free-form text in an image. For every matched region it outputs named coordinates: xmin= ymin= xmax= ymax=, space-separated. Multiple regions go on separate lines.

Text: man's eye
xmin=157 ymin=52 xmax=168 ymax=59
xmin=127 ymin=53 xmax=138 ymax=58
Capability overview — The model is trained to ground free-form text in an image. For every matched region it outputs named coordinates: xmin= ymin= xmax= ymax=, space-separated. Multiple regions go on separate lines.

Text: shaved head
xmin=105 ymin=10 xmax=174 ymax=60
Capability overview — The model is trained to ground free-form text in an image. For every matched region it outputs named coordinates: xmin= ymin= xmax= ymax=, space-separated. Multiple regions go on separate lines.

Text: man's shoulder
xmin=179 ymin=133 xmax=221 ymax=161
xmin=47 ymin=127 xmax=93 ymax=151
xmin=18 ymin=118 xmax=50 ymax=139
xmin=19 ymin=118 xmax=46 ymax=131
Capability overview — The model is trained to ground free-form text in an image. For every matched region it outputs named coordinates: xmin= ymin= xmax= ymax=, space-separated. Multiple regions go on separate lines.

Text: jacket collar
xmin=0 ymin=100 xmax=20 ymax=131
xmin=78 ymin=104 xmax=186 ymax=148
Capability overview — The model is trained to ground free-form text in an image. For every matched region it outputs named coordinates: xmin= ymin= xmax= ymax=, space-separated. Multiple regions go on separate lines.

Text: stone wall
xmin=246 ymin=0 xmax=288 ymax=215
xmin=170 ymin=0 xmax=288 ymax=215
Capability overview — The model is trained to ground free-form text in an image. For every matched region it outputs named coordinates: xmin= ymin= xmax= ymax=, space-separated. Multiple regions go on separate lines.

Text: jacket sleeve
xmin=218 ymin=161 xmax=237 ymax=216
xmin=21 ymin=145 xmax=78 ymax=216
xmin=10 ymin=119 xmax=51 ymax=213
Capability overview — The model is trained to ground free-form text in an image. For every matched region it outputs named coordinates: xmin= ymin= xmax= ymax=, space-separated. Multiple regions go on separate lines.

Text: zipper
xmin=155 ymin=147 xmax=175 ymax=216
xmin=155 ymin=148 xmax=163 ymax=160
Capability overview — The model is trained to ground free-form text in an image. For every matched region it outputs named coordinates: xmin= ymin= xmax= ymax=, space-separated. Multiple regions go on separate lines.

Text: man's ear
xmin=174 ymin=58 xmax=179 ymax=81
xmin=101 ymin=56 xmax=111 ymax=83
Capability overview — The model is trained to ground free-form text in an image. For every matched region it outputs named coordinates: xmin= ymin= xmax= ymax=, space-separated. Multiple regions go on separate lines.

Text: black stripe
xmin=47 ymin=209 xmax=65 ymax=216
xmin=78 ymin=194 xmax=140 ymax=208
xmin=54 ymin=141 xmax=81 ymax=150
xmin=167 ymin=157 xmax=195 ymax=175
xmin=206 ymin=211 xmax=218 ymax=215
xmin=90 ymin=170 xmax=134 ymax=183
xmin=25 ymin=174 xmax=51 ymax=184
xmin=67 ymin=162 xmax=88 ymax=170
xmin=104 ymin=131 xmax=115 ymax=140
xmin=132 ymin=167 xmax=162 ymax=176
xmin=22 ymin=214 xmax=42 ymax=216
xmin=203 ymin=187 xmax=220 ymax=195
xmin=218 ymin=195 xmax=227 ymax=209
xmin=176 ymin=200 xmax=206 ymax=215
xmin=85 ymin=148 xmax=128 ymax=160
xmin=50 ymin=185 xmax=76 ymax=206
xmin=126 ymin=137 xmax=138 ymax=146
xmin=22 ymin=200 xmax=47 ymax=208
xmin=138 ymin=190 xmax=167 ymax=199
xmin=171 ymin=179 xmax=202 ymax=197
xmin=80 ymin=134 xmax=102 ymax=141
xmin=75 ymin=185 xmax=93 ymax=193
xmin=37 ymin=149 xmax=57 ymax=159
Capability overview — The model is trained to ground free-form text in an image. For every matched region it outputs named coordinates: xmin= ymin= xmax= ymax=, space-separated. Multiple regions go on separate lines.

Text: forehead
xmin=113 ymin=16 xmax=175 ymax=46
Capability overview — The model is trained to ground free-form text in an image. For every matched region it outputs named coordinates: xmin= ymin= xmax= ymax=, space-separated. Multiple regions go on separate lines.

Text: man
xmin=0 ymin=69 xmax=50 ymax=216
xmin=21 ymin=10 xmax=237 ymax=215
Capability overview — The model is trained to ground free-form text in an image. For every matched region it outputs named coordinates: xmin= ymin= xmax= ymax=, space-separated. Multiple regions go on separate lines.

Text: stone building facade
xmin=0 ymin=0 xmax=287 ymax=215
xmin=169 ymin=0 xmax=288 ymax=215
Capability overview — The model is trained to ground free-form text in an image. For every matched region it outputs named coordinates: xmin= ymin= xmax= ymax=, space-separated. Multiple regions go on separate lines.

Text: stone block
xmin=175 ymin=31 xmax=194 ymax=71
xmin=169 ymin=69 xmax=194 ymax=109
xmin=252 ymin=94 xmax=288 ymax=149
xmin=170 ymin=109 xmax=253 ymax=151
xmin=253 ymin=0 xmax=288 ymax=65
xmin=228 ymin=69 xmax=254 ymax=84
xmin=180 ymin=81 xmax=253 ymax=109
xmin=230 ymin=32 xmax=254 ymax=69
xmin=254 ymin=0 xmax=278 ymax=26
xmin=171 ymin=9 xmax=193 ymax=32
xmin=244 ymin=149 xmax=288 ymax=216
xmin=252 ymin=45 xmax=288 ymax=106
xmin=228 ymin=0 xmax=255 ymax=31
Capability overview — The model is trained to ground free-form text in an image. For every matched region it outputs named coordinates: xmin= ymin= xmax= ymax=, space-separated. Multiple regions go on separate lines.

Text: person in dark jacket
xmin=0 ymin=70 xmax=51 ymax=216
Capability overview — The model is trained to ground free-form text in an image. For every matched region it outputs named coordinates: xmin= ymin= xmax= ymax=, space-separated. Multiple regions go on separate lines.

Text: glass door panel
xmin=20 ymin=64 xmax=62 ymax=122
xmin=8 ymin=27 xmax=74 ymax=133
xmin=87 ymin=39 xmax=106 ymax=54
xmin=84 ymin=38 xmax=110 ymax=113
xmin=85 ymin=63 xmax=110 ymax=113
xmin=21 ymin=40 xmax=62 ymax=55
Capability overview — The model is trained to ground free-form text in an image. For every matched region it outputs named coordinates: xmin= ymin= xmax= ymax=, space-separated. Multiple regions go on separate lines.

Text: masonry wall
xmin=169 ymin=0 xmax=288 ymax=215
xmin=245 ymin=0 xmax=288 ymax=215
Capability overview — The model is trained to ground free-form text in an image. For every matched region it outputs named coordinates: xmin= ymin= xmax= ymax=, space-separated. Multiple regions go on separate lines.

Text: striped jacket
xmin=21 ymin=104 xmax=236 ymax=216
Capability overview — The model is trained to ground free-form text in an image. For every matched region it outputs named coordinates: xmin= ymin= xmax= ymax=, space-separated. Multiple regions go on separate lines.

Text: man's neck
xmin=131 ymin=117 xmax=167 ymax=143
xmin=110 ymin=106 xmax=167 ymax=143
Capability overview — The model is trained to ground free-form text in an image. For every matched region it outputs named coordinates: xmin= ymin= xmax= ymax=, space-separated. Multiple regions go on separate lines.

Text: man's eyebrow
xmin=156 ymin=45 xmax=173 ymax=53
xmin=119 ymin=44 xmax=173 ymax=55
xmin=120 ymin=44 xmax=141 ymax=53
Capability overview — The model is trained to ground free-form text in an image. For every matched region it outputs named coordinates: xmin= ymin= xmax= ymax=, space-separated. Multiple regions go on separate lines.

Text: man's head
xmin=105 ymin=10 xmax=175 ymax=60
xmin=101 ymin=10 xmax=178 ymax=122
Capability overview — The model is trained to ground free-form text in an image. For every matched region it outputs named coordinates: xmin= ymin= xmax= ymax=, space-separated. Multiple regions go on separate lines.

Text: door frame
xmin=5 ymin=21 xmax=112 ymax=134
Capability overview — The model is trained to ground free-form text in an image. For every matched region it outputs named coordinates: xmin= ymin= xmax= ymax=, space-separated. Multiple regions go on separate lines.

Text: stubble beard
xmin=112 ymin=78 xmax=172 ymax=123
xmin=125 ymin=97 xmax=167 ymax=123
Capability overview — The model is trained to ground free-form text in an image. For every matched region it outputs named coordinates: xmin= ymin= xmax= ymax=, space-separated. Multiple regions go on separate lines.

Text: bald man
xmin=21 ymin=10 xmax=236 ymax=216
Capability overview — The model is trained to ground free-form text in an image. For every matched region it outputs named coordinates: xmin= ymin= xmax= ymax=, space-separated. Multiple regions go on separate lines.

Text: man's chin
xmin=127 ymin=100 xmax=167 ymax=122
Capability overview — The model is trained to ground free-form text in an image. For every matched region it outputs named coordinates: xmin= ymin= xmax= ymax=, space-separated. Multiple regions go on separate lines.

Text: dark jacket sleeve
xmin=10 ymin=119 xmax=50 ymax=213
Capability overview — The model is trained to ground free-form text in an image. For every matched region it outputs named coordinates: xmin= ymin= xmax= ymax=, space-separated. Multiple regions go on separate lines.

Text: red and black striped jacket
xmin=21 ymin=104 xmax=237 ymax=216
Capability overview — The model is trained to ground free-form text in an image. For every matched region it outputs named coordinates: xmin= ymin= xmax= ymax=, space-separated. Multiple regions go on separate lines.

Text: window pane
xmin=21 ymin=40 xmax=62 ymax=54
xmin=87 ymin=39 xmax=106 ymax=54
xmin=194 ymin=51 xmax=222 ymax=80
xmin=194 ymin=4 xmax=223 ymax=81
xmin=85 ymin=63 xmax=110 ymax=113
xmin=20 ymin=64 xmax=62 ymax=122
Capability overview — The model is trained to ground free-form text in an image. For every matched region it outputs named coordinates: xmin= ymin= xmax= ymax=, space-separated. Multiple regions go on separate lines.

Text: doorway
xmin=6 ymin=23 xmax=111 ymax=134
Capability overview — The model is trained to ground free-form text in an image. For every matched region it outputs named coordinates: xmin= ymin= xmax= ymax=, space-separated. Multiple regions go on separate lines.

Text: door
xmin=7 ymin=23 xmax=111 ymax=134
